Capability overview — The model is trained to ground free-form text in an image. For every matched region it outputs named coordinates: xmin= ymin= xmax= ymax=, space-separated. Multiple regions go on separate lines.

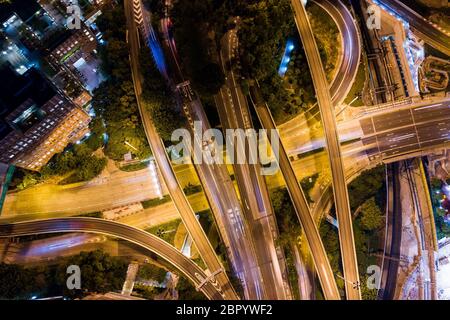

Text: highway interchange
xmin=291 ymin=0 xmax=361 ymax=300
xmin=1 ymin=0 xmax=450 ymax=300
xmin=125 ymin=0 xmax=238 ymax=300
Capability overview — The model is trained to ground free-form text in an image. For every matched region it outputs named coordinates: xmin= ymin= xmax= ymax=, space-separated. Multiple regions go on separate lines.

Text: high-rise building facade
xmin=0 ymin=64 xmax=90 ymax=171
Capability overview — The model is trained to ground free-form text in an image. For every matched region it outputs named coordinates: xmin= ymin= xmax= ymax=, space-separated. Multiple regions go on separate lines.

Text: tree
xmin=176 ymin=276 xmax=206 ymax=300
xmin=194 ymin=62 xmax=225 ymax=96
xmin=360 ymin=198 xmax=384 ymax=231
xmin=90 ymin=4 xmax=151 ymax=161
xmin=348 ymin=165 xmax=385 ymax=210
xmin=57 ymin=250 xmax=127 ymax=298
xmin=86 ymin=118 xmax=106 ymax=151
xmin=139 ymin=46 xmax=185 ymax=142
xmin=271 ymin=188 xmax=302 ymax=247
xmin=360 ymin=275 xmax=378 ymax=300
xmin=320 ymin=222 xmax=341 ymax=272
xmin=147 ymin=102 xmax=185 ymax=142
xmin=137 ymin=264 xmax=167 ymax=283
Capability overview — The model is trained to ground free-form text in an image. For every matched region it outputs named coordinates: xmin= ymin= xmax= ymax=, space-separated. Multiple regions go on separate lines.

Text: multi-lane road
xmin=215 ymin=26 xmax=290 ymax=300
xmin=291 ymin=0 xmax=361 ymax=300
xmin=1 ymin=163 xmax=165 ymax=216
xmin=0 ymin=218 xmax=224 ymax=300
xmin=1 ymin=0 xmax=448 ymax=301
xmin=250 ymin=85 xmax=341 ymax=300
xmin=124 ymin=0 xmax=238 ymax=300
xmin=360 ymin=100 xmax=450 ymax=162
xmin=161 ymin=5 xmax=268 ymax=299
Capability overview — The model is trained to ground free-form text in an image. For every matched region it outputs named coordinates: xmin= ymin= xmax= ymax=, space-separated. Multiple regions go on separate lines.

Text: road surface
xmin=379 ymin=163 xmax=402 ymax=300
xmin=0 ymin=218 xmax=224 ymax=300
xmin=124 ymin=0 xmax=238 ymax=300
xmin=279 ymin=0 xmax=361 ymax=137
xmin=215 ymin=26 xmax=290 ymax=299
xmin=161 ymin=5 xmax=266 ymax=299
xmin=291 ymin=0 xmax=361 ymax=300
xmin=250 ymin=85 xmax=341 ymax=300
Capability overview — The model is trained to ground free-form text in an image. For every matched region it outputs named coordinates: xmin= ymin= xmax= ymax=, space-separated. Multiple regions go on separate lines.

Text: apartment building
xmin=0 ymin=64 xmax=90 ymax=171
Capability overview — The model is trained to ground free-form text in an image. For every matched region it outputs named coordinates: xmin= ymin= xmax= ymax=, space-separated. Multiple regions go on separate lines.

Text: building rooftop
xmin=0 ymin=0 xmax=41 ymax=24
xmin=0 ymin=64 xmax=55 ymax=139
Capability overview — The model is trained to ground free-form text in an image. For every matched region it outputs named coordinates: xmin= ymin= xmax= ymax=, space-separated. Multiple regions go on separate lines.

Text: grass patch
xmin=146 ymin=219 xmax=182 ymax=245
xmin=183 ymin=183 xmax=203 ymax=196
xmin=137 ymin=263 xmax=167 ymax=283
xmin=141 ymin=195 xmax=171 ymax=209
xmin=119 ymin=160 xmax=150 ymax=172
xmin=75 ymin=212 xmax=103 ymax=218
xmin=344 ymin=55 xmax=367 ymax=107
xmin=284 ymin=247 xmax=300 ymax=300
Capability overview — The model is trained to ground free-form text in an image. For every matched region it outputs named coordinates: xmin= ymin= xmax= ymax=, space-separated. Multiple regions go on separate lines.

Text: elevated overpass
xmin=125 ymin=0 xmax=238 ymax=300
xmin=0 ymin=218 xmax=224 ymax=300
xmin=250 ymin=85 xmax=341 ymax=300
xmin=281 ymin=0 xmax=361 ymax=137
xmin=291 ymin=0 xmax=361 ymax=300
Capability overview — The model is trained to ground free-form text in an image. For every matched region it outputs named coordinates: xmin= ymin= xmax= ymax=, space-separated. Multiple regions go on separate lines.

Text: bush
xmin=176 ymin=276 xmax=206 ymax=300
xmin=137 ymin=264 xmax=167 ymax=283
xmin=360 ymin=198 xmax=384 ymax=231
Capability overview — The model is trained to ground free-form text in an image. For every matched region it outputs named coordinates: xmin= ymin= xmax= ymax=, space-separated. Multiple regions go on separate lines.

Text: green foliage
xmin=0 ymin=250 xmax=127 ymax=299
xmin=430 ymin=178 xmax=450 ymax=239
xmin=141 ymin=195 xmax=171 ymax=209
xmin=15 ymin=170 xmax=39 ymax=190
xmin=307 ymin=3 xmax=340 ymax=81
xmin=91 ymin=4 xmax=151 ymax=160
xmin=344 ymin=58 xmax=367 ymax=107
xmin=283 ymin=247 xmax=300 ymax=300
xmin=85 ymin=117 xmax=106 ymax=151
xmin=435 ymin=215 xmax=450 ymax=239
xmin=360 ymin=198 xmax=384 ymax=231
xmin=360 ymin=275 xmax=378 ymax=300
xmin=238 ymin=0 xmax=294 ymax=81
xmin=133 ymin=283 xmax=164 ymax=299
xmin=319 ymin=222 xmax=341 ymax=272
xmin=348 ymin=165 xmax=385 ymax=211
xmin=320 ymin=166 xmax=386 ymax=285
xmin=300 ymin=173 xmax=319 ymax=204
xmin=171 ymin=0 xmax=225 ymax=96
xmin=11 ymin=143 xmax=107 ymax=189
xmin=0 ymin=263 xmax=50 ymax=299
xmin=183 ymin=182 xmax=202 ymax=196
xmin=176 ymin=276 xmax=206 ymax=300
xmin=147 ymin=219 xmax=182 ymax=245
xmin=76 ymin=211 xmax=103 ymax=218
xmin=138 ymin=46 xmax=185 ymax=142
xmin=43 ymin=144 xmax=107 ymax=184
xmin=119 ymin=160 xmax=150 ymax=172
xmin=271 ymin=187 xmax=302 ymax=248
xmin=137 ymin=264 xmax=167 ymax=283
xmin=431 ymin=178 xmax=442 ymax=190
xmin=57 ymin=250 xmax=128 ymax=298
